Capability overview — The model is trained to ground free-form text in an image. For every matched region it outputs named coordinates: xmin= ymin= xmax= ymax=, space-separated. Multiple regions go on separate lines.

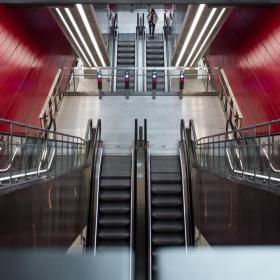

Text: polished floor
xmin=56 ymin=96 xmax=225 ymax=155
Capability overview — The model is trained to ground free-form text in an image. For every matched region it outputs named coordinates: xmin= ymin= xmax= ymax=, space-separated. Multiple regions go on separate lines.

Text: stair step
xmin=147 ymin=49 xmax=164 ymax=54
xmin=118 ymin=59 xmax=135 ymax=65
xmin=118 ymin=41 xmax=135 ymax=47
xmin=100 ymin=190 xmax=130 ymax=202
xmin=99 ymin=203 xmax=130 ymax=214
xmin=152 ymin=234 xmax=185 ymax=245
xmin=152 ymin=196 xmax=182 ymax=207
xmin=100 ymin=178 xmax=131 ymax=189
xmin=152 ymin=209 xmax=182 ymax=219
xmin=147 ymin=42 xmax=164 ymax=48
xmin=152 ymin=184 xmax=182 ymax=195
xmin=147 ymin=54 xmax=164 ymax=60
xmin=118 ymin=47 xmax=135 ymax=53
xmin=98 ymin=228 xmax=130 ymax=240
xmin=152 ymin=221 xmax=184 ymax=232
xmin=147 ymin=61 xmax=164 ymax=67
xmin=151 ymin=173 xmax=181 ymax=183
xmin=99 ymin=216 xmax=130 ymax=227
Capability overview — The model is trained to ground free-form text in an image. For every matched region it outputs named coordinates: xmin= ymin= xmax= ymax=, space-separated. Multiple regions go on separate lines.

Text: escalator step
xmin=152 ymin=209 xmax=182 ymax=219
xmin=100 ymin=190 xmax=130 ymax=202
xmin=97 ymin=240 xmax=129 ymax=248
xmin=152 ymin=234 xmax=184 ymax=245
xmin=147 ymin=61 xmax=164 ymax=67
xmin=118 ymin=41 xmax=135 ymax=47
xmin=152 ymin=196 xmax=182 ymax=207
xmin=101 ymin=169 xmax=131 ymax=178
xmin=118 ymin=59 xmax=135 ymax=65
xmin=147 ymin=42 xmax=164 ymax=48
xmin=98 ymin=228 xmax=130 ymax=240
xmin=100 ymin=178 xmax=131 ymax=189
xmin=152 ymin=221 xmax=184 ymax=232
xmin=99 ymin=215 xmax=130 ymax=227
xmin=152 ymin=184 xmax=182 ymax=195
xmin=118 ymin=53 xmax=135 ymax=59
xmin=147 ymin=54 xmax=164 ymax=60
xmin=118 ymin=47 xmax=135 ymax=53
xmin=147 ymin=49 xmax=164 ymax=54
xmin=100 ymin=203 xmax=130 ymax=214
xmin=151 ymin=173 xmax=181 ymax=183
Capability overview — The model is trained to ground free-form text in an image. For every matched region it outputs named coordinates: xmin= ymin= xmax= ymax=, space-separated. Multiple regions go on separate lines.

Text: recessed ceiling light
xmin=65 ymin=7 xmax=97 ymax=66
xmin=175 ymin=4 xmax=205 ymax=67
xmin=184 ymin=8 xmax=217 ymax=67
xmin=190 ymin=8 xmax=226 ymax=67
xmin=55 ymin=8 xmax=92 ymax=67
xmin=76 ymin=4 xmax=106 ymax=67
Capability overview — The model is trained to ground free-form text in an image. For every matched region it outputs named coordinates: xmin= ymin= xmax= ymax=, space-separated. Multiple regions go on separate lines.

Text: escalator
xmin=148 ymin=155 xmax=186 ymax=279
xmin=146 ymin=34 xmax=165 ymax=92
xmin=116 ymin=33 xmax=135 ymax=92
xmin=96 ymin=155 xmax=132 ymax=249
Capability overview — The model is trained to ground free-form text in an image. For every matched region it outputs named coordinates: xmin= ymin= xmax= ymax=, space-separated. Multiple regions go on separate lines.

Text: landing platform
xmin=56 ymin=96 xmax=226 ymax=155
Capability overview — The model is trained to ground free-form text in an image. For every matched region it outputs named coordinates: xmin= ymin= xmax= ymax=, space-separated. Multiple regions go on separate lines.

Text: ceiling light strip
xmin=184 ymin=8 xmax=217 ymax=67
xmin=76 ymin=4 xmax=106 ymax=67
xmin=175 ymin=4 xmax=205 ymax=67
xmin=55 ymin=8 xmax=92 ymax=67
xmin=65 ymin=7 xmax=97 ymax=67
xmin=190 ymin=8 xmax=226 ymax=67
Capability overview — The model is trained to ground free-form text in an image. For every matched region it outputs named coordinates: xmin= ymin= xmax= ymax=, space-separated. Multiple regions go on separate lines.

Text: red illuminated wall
xmin=0 ymin=6 xmax=75 ymax=127
xmin=207 ymin=6 xmax=280 ymax=128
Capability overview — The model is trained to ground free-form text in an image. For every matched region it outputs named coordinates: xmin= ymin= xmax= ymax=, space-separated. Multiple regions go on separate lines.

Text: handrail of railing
xmin=196 ymin=118 xmax=280 ymax=144
xmin=86 ymin=119 xmax=102 ymax=248
xmin=0 ymin=118 xmax=85 ymax=143
xmin=180 ymin=119 xmax=195 ymax=246
xmin=63 ymin=66 xmax=219 ymax=71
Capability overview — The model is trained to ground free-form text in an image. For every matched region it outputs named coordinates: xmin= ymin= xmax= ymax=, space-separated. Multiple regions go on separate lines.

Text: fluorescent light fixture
xmin=55 ymin=8 xmax=92 ymax=67
xmin=65 ymin=8 xmax=97 ymax=66
xmin=190 ymin=8 xmax=226 ymax=67
xmin=175 ymin=4 xmax=205 ymax=67
xmin=76 ymin=4 xmax=106 ymax=67
xmin=184 ymin=8 xmax=217 ymax=67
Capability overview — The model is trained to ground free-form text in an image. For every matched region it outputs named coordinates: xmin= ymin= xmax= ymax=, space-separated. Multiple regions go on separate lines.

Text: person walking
xmin=147 ymin=9 xmax=158 ymax=38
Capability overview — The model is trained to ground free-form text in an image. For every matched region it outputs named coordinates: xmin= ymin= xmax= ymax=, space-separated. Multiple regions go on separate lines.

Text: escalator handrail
xmin=180 ymin=119 xmax=195 ymax=246
xmin=86 ymin=119 xmax=102 ymax=248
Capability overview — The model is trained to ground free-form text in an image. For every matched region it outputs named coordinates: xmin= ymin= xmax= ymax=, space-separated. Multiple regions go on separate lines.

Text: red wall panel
xmin=207 ymin=6 xmax=280 ymax=128
xmin=0 ymin=5 xmax=75 ymax=127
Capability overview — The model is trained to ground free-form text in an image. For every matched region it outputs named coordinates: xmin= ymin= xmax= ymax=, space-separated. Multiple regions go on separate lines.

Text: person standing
xmin=147 ymin=9 xmax=158 ymax=38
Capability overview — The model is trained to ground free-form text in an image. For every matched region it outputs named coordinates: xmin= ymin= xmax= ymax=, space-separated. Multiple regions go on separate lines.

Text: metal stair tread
xmin=99 ymin=216 xmax=130 ymax=227
xmin=152 ymin=234 xmax=184 ymax=245
xmin=152 ymin=209 xmax=182 ymax=219
xmin=152 ymin=196 xmax=182 ymax=207
xmin=152 ymin=184 xmax=181 ymax=194
xmin=100 ymin=190 xmax=130 ymax=202
xmin=99 ymin=203 xmax=130 ymax=214
xmin=152 ymin=221 xmax=184 ymax=232
xmin=98 ymin=228 xmax=130 ymax=240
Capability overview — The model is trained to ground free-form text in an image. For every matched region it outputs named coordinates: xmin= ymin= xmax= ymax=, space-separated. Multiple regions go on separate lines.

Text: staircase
xmin=146 ymin=34 xmax=165 ymax=92
xmin=96 ymin=155 xmax=132 ymax=249
xmin=150 ymin=155 xmax=185 ymax=278
xmin=116 ymin=34 xmax=135 ymax=92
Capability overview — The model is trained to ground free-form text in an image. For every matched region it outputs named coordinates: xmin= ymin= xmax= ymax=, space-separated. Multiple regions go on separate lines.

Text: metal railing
xmin=39 ymin=68 xmax=73 ymax=130
xmin=180 ymin=120 xmax=195 ymax=247
xmin=193 ymin=119 xmax=280 ymax=187
xmin=64 ymin=66 xmax=219 ymax=95
xmin=214 ymin=68 xmax=243 ymax=130
xmin=0 ymin=118 xmax=86 ymax=188
xmin=86 ymin=119 xmax=102 ymax=249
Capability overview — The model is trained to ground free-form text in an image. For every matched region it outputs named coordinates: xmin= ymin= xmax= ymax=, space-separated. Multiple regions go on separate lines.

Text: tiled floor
xmin=56 ymin=96 xmax=226 ymax=155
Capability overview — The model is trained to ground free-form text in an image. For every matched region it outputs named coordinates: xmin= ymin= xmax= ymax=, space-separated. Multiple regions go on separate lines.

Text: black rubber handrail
xmin=86 ymin=119 xmax=101 ymax=248
xmin=180 ymin=119 xmax=195 ymax=246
